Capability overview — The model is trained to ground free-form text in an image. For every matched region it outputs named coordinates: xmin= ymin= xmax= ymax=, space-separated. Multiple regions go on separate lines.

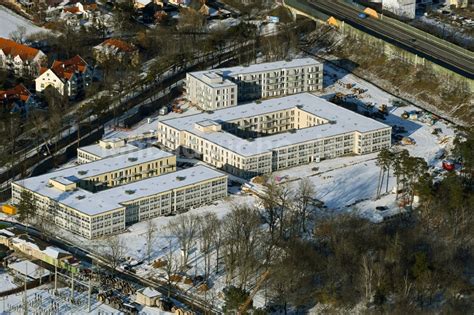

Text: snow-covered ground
xmin=0 ymin=6 xmax=47 ymax=38
xmin=0 ymin=271 xmax=20 ymax=292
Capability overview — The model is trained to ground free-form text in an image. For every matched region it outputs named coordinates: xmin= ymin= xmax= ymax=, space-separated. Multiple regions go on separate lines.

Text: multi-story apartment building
xmin=157 ymin=93 xmax=391 ymax=179
xmin=14 ymin=147 xmax=176 ymax=196
xmin=186 ymin=72 xmax=238 ymax=111
xmin=12 ymin=165 xmax=227 ymax=239
xmin=0 ymin=37 xmax=47 ymax=77
xmin=35 ymin=55 xmax=92 ymax=98
xmin=93 ymin=38 xmax=140 ymax=67
xmin=77 ymin=138 xmax=140 ymax=164
xmin=185 ymin=58 xmax=323 ymax=110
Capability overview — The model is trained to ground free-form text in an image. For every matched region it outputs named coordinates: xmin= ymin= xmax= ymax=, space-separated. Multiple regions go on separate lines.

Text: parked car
xmin=159 ymin=106 xmax=168 ymax=115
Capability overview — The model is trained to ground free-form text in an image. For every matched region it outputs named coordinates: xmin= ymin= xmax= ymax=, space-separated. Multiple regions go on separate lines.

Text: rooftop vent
xmin=176 ymin=176 xmax=186 ymax=181
xmin=125 ymin=190 xmax=135 ymax=195
xmin=296 ymin=104 xmax=303 ymax=109
xmin=76 ymin=195 xmax=86 ymax=200
xmin=78 ymin=170 xmax=88 ymax=175
xmin=128 ymin=157 xmax=138 ymax=162
xmin=329 ymin=120 xmax=337 ymax=125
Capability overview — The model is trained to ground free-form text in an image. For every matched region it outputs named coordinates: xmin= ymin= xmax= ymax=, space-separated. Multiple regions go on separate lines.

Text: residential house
xmin=61 ymin=2 xmax=100 ymax=27
xmin=0 ymin=37 xmax=46 ymax=77
xmin=0 ymin=84 xmax=36 ymax=115
xmin=185 ymin=58 xmax=323 ymax=110
xmin=35 ymin=55 xmax=92 ymax=98
xmin=93 ymin=38 xmax=140 ymax=66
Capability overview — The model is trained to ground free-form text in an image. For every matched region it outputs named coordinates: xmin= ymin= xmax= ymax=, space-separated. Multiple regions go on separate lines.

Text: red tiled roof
xmin=100 ymin=39 xmax=137 ymax=53
xmin=63 ymin=6 xmax=81 ymax=13
xmin=84 ymin=3 xmax=98 ymax=10
xmin=0 ymin=37 xmax=42 ymax=62
xmin=0 ymin=84 xmax=32 ymax=105
xmin=48 ymin=55 xmax=89 ymax=81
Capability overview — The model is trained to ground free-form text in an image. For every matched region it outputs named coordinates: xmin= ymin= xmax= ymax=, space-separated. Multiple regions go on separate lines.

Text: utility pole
xmin=87 ymin=277 xmax=92 ymax=312
xmin=23 ymin=263 xmax=28 ymax=315
xmin=54 ymin=264 xmax=58 ymax=293
xmin=70 ymin=270 xmax=75 ymax=304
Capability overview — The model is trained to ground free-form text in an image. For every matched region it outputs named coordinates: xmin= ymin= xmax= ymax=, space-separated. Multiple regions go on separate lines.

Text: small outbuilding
xmin=136 ymin=287 xmax=162 ymax=306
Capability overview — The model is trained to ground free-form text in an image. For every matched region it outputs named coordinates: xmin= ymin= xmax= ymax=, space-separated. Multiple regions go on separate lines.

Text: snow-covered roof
xmin=0 ymin=229 xmax=15 ymax=237
xmin=139 ymin=287 xmax=161 ymax=298
xmin=15 ymin=147 xmax=173 ymax=192
xmin=17 ymin=165 xmax=226 ymax=216
xmin=43 ymin=246 xmax=70 ymax=259
xmin=188 ymin=58 xmax=321 ymax=83
xmin=160 ymin=93 xmax=391 ymax=156
xmin=9 ymin=261 xmax=51 ymax=279
xmin=78 ymin=142 xmax=140 ymax=159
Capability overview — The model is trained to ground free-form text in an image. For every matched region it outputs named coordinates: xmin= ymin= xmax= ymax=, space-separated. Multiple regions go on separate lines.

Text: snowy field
xmin=0 ymin=6 xmax=46 ymax=38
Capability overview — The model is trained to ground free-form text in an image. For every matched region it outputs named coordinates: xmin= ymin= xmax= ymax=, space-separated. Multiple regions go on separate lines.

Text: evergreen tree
xmin=16 ymin=190 xmax=36 ymax=230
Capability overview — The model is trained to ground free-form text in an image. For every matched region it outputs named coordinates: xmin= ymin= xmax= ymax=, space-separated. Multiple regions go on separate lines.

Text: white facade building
xmin=12 ymin=149 xmax=227 ymax=239
xmin=77 ymin=138 xmax=140 ymax=164
xmin=157 ymin=93 xmax=392 ymax=179
xmin=185 ymin=58 xmax=323 ymax=110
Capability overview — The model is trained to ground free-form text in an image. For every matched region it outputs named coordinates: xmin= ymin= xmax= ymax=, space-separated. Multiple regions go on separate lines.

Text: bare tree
xmin=9 ymin=26 xmax=27 ymax=44
xmin=223 ymin=204 xmax=262 ymax=289
xmin=212 ymin=216 xmax=224 ymax=275
xmin=164 ymin=241 xmax=180 ymax=299
xmin=103 ymin=236 xmax=126 ymax=271
xmin=167 ymin=214 xmax=199 ymax=269
xmin=198 ymin=212 xmax=219 ymax=280
xmin=145 ymin=220 xmax=158 ymax=262
xmin=293 ymin=178 xmax=316 ymax=235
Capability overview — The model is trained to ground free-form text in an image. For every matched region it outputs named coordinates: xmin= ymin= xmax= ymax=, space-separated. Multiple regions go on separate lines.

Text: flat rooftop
xmin=159 ymin=93 xmax=390 ymax=156
xmin=16 ymin=147 xmax=172 ymax=189
xmin=188 ymin=58 xmax=321 ymax=85
xmin=220 ymin=57 xmax=321 ymax=76
xmin=189 ymin=71 xmax=236 ymax=89
xmin=188 ymin=58 xmax=321 ymax=88
xmin=16 ymin=165 xmax=226 ymax=216
xmin=78 ymin=142 xmax=140 ymax=159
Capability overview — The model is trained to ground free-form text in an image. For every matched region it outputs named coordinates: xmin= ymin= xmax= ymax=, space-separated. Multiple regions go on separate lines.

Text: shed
xmin=136 ymin=286 xmax=162 ymax=306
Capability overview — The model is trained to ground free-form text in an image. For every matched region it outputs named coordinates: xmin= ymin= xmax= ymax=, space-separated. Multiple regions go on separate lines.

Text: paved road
xmin=302 ymin=0 xmax=474 ymax=79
